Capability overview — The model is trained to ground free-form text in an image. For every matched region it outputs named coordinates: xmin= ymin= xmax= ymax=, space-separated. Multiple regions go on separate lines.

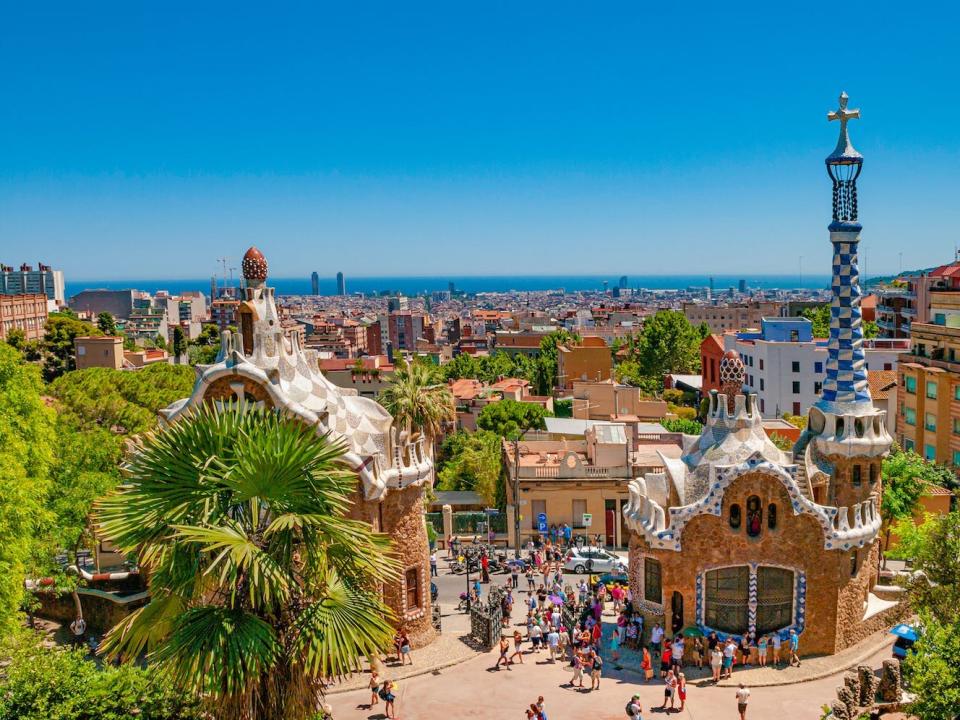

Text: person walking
xmin=547 ymin=627 xmax=560 ymax=663
xmin=397 ymin=629 xmax=412 ymax=666
xmin=788 ymin=629 xmax=801 ymax=667
xmin=771 ymin=632 xmax=782 ymax=666
xmin=735 ymin=683 xmax=750 ymax=720
xmin=650 ymin=623 xmax=664 ymax=657
xmin=529 ymin=622 xmax=543 ymax=653
xmin=481 ymin=551 xmax=490 ymax=583
xmin=430 ymin=551 xmax=437 ymax=577
xmin=496 ymin=635 xmax=512 ymax=670
xmin=526 ymin=565 xmax=536 ymax=591
xmin=722 ymin=638 xmax=736 ymax=679
xmin=568 ymin=650 xmax=584 ymax=688
xmin=757 ymin=635 xmax=768 ymax=668
xmin=659 ymin=642 xmax=672 ymax=679
xmin=589 ymin=650 xmax=603 ymax=691
xmin=511 ymin=561 xmax=520 ymax=588
xmin=368 ymin=670 xmax=381 ymax=709
xmin=677 ymin=672 xmax=687 ymax=712
xmin=626 ymin=694 xmax=643 ymax=720
xmin=381 ymin=679 xmax=397 ymax=720
xmin=509 ymin=629 xmax=525 ymax=665
xmin=641 ymin=645 xmax=654 ymax=683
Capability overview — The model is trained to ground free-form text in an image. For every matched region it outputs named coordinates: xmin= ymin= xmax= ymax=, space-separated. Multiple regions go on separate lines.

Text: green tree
xmin=0 ymin=630 xmax=202 ymax=720
xmin=95 ymin=406 xmax=396 ymax=720
xmin=863 ymin=320 xmax=880 ymax=339
xmin=662 ymin=417 xmax=703 ymax=435
xmin=893 ymin=511 xmax=960 ymax=719
xmin=379 ymin=357 xmax=455 ymax=444
xmin=3 ymin=327 xmax=25 ymax=350
xmin=96 ymin=311 xmax=118 ymax=336
xmin=477 ymin=398 xmax=548 ymax=439
xmin=553 ymin=398 xmax=573 ymax=418
xmin=880 ymin=448 xmax=931 ymax=565
xmin=172 ymin=325 xmax=187 ymax=358
xmin=634 ymin=310 xmax=702 ymax=377
xmin=437 ymin=430 xmax=503 ymax=506
xmin=42 ymin=312 xmax=98 ymax=380
xmin=800 ymin=305 xmax=830 ymax=338
xmin=0 ymin=345 xmax=56 ymax=632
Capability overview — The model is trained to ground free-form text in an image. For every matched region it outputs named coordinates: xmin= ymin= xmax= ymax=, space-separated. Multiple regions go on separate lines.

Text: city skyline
xmin=3 ymin=4 xmax=960 ymax=280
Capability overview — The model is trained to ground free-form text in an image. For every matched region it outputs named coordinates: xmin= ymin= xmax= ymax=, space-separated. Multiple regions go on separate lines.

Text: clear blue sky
xmin=2 ymin=2 xmax=959 ymax=281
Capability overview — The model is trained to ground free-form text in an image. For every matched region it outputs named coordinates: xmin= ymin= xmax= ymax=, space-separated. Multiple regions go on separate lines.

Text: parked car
xmin=563 ymin=547 xmax=625 ymax=574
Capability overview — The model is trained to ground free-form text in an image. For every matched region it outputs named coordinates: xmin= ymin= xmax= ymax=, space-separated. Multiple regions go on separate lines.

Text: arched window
xmin=746 ymin=496 xmax=762 ymax=537
xmin=756 ymin=567 xmax=794 ymax=634
xmin=704 ymin=566 xmax=749 ymax=633
xmin=729 ymin=504 xmax=741 ymax=530
xmin=644 ymin=558 xmax=662 ymax=604
xmin=868 ymin=464 xmax=877 ymax=485
xmin=852 ymin=464 xmax=862 ymax=486
xmin=767 ymin=503 xmax=777 ymax=530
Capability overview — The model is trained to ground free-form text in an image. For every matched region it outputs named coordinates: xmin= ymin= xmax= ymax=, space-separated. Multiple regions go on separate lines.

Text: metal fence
xmin=452 ymin=511 xmax=507 ymax=534
xmin=425 ymin=512 xmax=444 ymax=534
xmin=469 ymin=584 xmax=505 ymax=650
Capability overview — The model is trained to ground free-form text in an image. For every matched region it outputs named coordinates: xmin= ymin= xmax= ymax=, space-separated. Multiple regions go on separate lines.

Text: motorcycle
xmin=457 ymin=592 xmax=470 ymax=612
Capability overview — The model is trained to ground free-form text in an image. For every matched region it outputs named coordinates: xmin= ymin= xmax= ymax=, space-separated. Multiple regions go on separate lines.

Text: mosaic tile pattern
xmin=822 ymin=235 xmax=871 ymax=405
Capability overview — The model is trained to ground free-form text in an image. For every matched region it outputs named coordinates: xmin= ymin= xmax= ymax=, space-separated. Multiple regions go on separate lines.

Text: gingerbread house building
xmin=161 ymin=246 xmax=436 ymax=647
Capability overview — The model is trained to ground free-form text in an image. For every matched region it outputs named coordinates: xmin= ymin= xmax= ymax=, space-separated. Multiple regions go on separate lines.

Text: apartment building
xmin=0 ymin=262 xmax=65 ymax=305
xmin=0 ymin=293 xmax=48 ymax=341
xmin=723 ymin=317 xmax=906 ymax=418
xmin=556 ymin=337 xmax=612 ymax=388
xmin=683 ymin=300 xmax=782 ymax=333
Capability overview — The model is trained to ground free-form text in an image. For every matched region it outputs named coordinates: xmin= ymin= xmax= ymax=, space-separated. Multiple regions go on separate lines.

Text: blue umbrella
xmin=889 ymin=624 xmax=918 ymax=642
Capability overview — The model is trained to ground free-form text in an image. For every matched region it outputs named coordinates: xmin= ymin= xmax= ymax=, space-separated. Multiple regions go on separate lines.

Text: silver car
xmin=563 ymin=547 xmax=625 ymax=574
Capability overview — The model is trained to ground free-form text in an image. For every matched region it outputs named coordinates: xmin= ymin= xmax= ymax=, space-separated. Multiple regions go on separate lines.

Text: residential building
xmin=683 ymin=300 xmax=782 ymax=333
xmin=504 ymin=423 xmax=683 ymax=548
xmin=386 ymin=311 xmax=431 ymax=351
xmin=723 ymin=317 xmax=906 ymax=418
xmin=450 ymin=377 xmax=554 ymax=431
xmin=868 ymin=370 xmax=898 ymax=435
xmin=69 ymin=289 xmax=136 ymax=319
xmin=75 ymin=336 xmax=124 ymax=370
xmin=571 ymin=379 xmax=669 ymax=422
xmin=874 ymin=287 xmax=912 ymax=338
xmin=319 ymin=355 xmax=395 ymax=399
xmin=0 ymin=293 xmax=48 ymax=342
xmin=700 ymin=333 xmax=726 ymax=393
xmin=125 ymin=307 xmax=169 ymax=345
xmin=210 ymin=298 xmax=239 ymax=330
xmin=493 ymin=331 xmax=547 ymax=357
xmin=556 ymin=337 xmax=612 ymax=388
xmin=0 ymin=262 xmax=65 ymax=305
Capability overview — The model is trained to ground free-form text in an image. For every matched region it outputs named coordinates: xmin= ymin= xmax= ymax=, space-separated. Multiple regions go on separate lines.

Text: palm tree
xmin=379 ymin=357 xmax=455 ymax=450
xmin=94 ymin=405 xmax=396 ymax=720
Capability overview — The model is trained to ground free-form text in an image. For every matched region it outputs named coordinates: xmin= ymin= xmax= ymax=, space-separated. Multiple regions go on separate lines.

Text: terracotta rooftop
xmin=867 ymin=370 xmax=898 ymax=400
xmin=924 ymin=483 xmax=953 ymax=496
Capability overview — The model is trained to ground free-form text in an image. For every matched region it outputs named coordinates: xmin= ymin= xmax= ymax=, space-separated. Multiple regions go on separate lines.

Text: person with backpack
xmin=625 ymin=694 xmax=643 ymax=720
xmin=379 ymin=679 xmax=396 ymax=719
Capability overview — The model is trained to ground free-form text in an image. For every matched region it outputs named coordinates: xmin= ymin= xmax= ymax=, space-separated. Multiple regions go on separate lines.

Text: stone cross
xmin=827 ymin=91 xmax=860 ymax=130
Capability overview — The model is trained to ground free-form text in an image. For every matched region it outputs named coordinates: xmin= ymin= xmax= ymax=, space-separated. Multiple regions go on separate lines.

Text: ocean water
xmin=66 ymin=274 xmax=831 ymax=298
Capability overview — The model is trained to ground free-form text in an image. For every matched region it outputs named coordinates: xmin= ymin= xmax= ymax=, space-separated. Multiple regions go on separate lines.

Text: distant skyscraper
xmin=210 ymin=275 xmax=217 ymax=301
xmin=448 ymin=281 xmax=455 ymax=295
xmin=619 ymin=275 xmax=628 ymax=289
xmin=311 ymin=271 xmax=319 ymax=296
xmin=336 ymin=271 xmax=346 ymax=296
xmin=738 ymin=278 xmax=747 ymax=293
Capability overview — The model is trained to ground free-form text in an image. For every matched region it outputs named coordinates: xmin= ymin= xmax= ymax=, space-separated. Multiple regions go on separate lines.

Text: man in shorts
xmin=650 ymin=623 xmax=664 ymax=656
xmin=736 ymin=683 xmax=751 ymax=719
xmin=626 ymin=694 xmax=643 ymax=720
xmin=722 ymin=638 xmax=736 ymax=679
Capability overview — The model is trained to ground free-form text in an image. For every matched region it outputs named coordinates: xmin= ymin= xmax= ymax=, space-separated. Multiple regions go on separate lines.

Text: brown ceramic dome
xmin=242 ymin=246 xmax=268 ymax=281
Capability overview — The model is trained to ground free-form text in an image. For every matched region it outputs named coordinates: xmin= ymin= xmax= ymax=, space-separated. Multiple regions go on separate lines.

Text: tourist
xmin=693 ymin=635 xmax=704 ymax=669
xmin=381 ymin=679 xmax=397 ymax=719
xmin=650 ymin=623 xmax=664 ymax=656
xmin=611 ymin=583 xmax=624 ymax=614
xmin=526 ymin=565 xmax=536 ymax=590
xmin=737 ymin=633 xmax=748 ymax=666
xmin=710 ymin=644 xmax=723 ymax=682
xmin=671 ymin=635 xmax=685 ymax=670
xmin=481 ymin=551 xmax=490 ymax=583
xmin=659 ymin=641 xmax=672 ymax=679
xmin=473 ymin=578 xmax=482 ymax=602
xmin=530 ymin=621 xmax=543 ymax=652
xmin=788 ymin=629 xmax=801 ymax=667
xmin=496 ymin=635 xmax=512 ymax=670
xmin=707 ymin=630 xmax=719 ymax=658
xmin=367 ymin=669 xmax=381 ymax=709
xmin=609 ymin=627 xmax=621 ymax=667
xmin=563 ymin=523 xmax=572 ymax=548
xmin=660 ymin=668 xmax=677 ymax=711
xmin=735 ymin=683 xmax=751 ymax=720
xmin=757 ymin=635 xmax=768 ymax=668
xmin=722 ymin=638 xmax=736 ymax=679
xmin=396 ymin=629 xmax=412 ymax=666
xmin=430 ymin=550 xmax=437 ymax=577
xmin=771 ymin=632 xmax=782 ymax=666
xmin=511 ymin=561 xmax=520 ymax=588
xmin=677 ymin=672 xmax=687 ymax=712
xmin=568 ymin=649 xmax=585 ymax=687
xmin=509 ymin=629 xmax=525 ymax=664
xmin=546 ymin=626 xmax=560 ymax=663
xmin=626 ymin=693 xmax=643 ymax=720
xmin=641 ymin=644 xmax=653 ymax=682
xmin=589 ymin=649 xmax=603 ymax=690
xmin=578 ymin=579 xmax=589 ymax=606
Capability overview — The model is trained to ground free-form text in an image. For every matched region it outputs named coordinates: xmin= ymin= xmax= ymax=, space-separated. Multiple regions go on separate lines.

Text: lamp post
xmin=465 ymin=548 xmax=472 ymax=612
xmin=513 ymin=438 xmax=521 ymax=559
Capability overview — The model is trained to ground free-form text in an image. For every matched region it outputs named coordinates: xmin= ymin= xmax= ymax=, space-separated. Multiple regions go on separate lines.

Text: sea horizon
xmin=66 ymin=273 xmax=834 ymax=299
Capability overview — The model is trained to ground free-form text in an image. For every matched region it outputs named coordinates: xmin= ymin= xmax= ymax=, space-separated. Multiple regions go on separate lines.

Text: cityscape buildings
xmin=0 ymin=262 xmax=65 ymax=306
xmin=0 ymin=292 xmax=48 ymax=341
xmin=311 ymin=271 xmax=319 ymax=295
xmin=336 ymin=270 xmax=346 ymax=295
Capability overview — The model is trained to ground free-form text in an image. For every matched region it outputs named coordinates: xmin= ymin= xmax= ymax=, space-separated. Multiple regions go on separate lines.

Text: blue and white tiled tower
xmin=801 ymin=93 xmax=891 ymax=462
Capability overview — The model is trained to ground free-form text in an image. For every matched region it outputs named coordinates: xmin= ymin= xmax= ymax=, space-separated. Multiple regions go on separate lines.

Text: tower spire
xmin=819 ymin=92 xmax=870 ymax=411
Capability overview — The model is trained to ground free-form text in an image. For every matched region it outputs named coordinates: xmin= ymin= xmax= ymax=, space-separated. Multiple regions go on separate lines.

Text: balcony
xmin=901 ymin=307 xmax=918 ymax=319
xmin=875 ymin=288 xmax=912 ymax=299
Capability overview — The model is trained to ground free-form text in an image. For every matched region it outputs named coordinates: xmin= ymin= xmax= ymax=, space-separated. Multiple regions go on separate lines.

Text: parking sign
xmin=537 ymin=512 xmax=548 ymax=533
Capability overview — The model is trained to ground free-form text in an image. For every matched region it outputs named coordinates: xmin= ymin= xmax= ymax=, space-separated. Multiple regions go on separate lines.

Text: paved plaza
xmin=327 ymin=557 xmax=898 ymax=719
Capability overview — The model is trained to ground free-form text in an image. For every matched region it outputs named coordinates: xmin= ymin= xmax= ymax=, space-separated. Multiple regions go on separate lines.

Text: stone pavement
xmin=326 ymin=636 xmax=897 ymax=720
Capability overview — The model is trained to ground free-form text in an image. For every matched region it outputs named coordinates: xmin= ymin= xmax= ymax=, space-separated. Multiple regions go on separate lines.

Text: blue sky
xmin=2 ymin=2 xmax=959 ymax=280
